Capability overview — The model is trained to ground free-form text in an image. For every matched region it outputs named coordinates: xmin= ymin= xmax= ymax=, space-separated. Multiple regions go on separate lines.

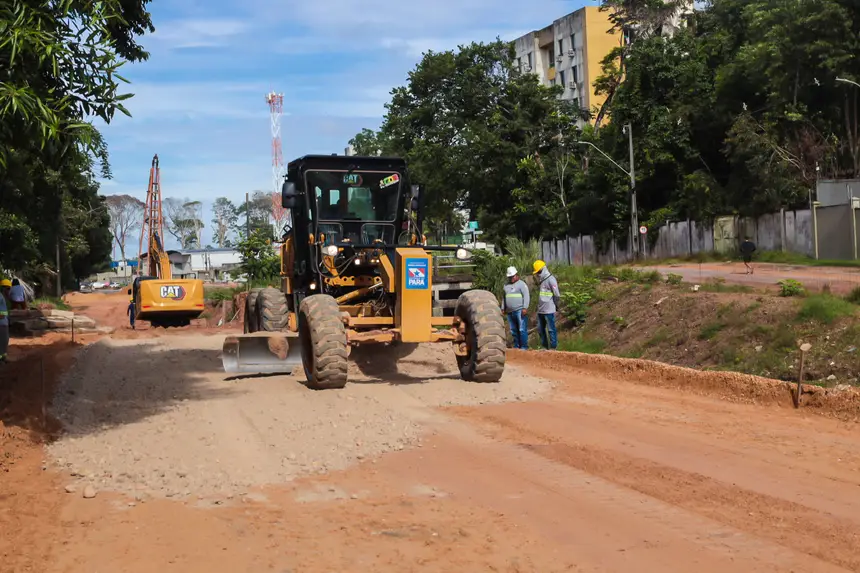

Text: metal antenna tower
xmin=265 ymin=92 xmax=285 ymax=195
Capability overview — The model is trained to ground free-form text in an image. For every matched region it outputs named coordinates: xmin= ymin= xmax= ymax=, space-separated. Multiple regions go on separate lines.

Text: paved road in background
xmin=643 ymin=262 xmax=860 ymax=294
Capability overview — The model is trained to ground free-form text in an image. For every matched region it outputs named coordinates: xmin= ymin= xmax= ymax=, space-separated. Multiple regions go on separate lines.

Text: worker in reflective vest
xmin=532 ymin=260 xmax=561 ymax=350
xmin=501 ymin=266 xmax=530 ymax=349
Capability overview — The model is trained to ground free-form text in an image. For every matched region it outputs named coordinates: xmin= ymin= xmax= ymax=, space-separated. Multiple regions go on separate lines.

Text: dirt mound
xmin=46 ymin=337 xmax=551 ymax=500
xmin=511 ymin=350 xmax=860 ymax=422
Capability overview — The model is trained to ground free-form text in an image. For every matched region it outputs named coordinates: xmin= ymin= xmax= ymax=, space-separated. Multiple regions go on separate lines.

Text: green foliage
xmin=845 ymin=287 xmax=860 ymax=305
xmin=472 ymin=237 xmax=541 ymax=302
xmin=556 ymin=334 xmax=607 ymax=354
xmin=0 ymin=1 xmax=153 ymax=290
xmin=237 ymin=229 xmax=280 ymax=282
xmin=797 ymin=295 xmax=855 ymax=324
xmin=205 ymin=287 xmax=241 ymax=303
xmin=778 ymin=279 xmax=805 ymax=297
xmin=667 ymin=273 xmax=683 ymax=285
xmin=559 ymin=276 xmax=600 ymax=325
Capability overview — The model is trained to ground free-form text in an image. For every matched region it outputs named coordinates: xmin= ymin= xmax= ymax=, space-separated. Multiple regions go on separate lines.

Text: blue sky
xmin=96 ymin=0 xmax=598 ymax=254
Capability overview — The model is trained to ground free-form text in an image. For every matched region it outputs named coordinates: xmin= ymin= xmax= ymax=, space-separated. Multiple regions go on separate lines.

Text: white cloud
xmin=148 ymin=18 xmax=249 ymax=50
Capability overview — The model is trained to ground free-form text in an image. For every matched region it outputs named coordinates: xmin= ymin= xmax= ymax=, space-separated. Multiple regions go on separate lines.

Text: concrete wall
xmin=816 ymin=205 xmax=854 ymax=260
xmin=583 ymin=6 xmax=619 ymax=116
xmin=540 ymin=208 xmax=817 ymax=265
xmin=817 ymin=179 xmax=860 ymax=207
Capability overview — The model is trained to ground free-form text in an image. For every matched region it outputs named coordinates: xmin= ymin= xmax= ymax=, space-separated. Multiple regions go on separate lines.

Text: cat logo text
xmin=159 ymin=285 xmax=186 ymax=301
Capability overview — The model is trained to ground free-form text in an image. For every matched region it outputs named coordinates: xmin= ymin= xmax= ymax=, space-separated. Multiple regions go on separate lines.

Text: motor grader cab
xmin=221 ymin=154 xmax=506 ymax=389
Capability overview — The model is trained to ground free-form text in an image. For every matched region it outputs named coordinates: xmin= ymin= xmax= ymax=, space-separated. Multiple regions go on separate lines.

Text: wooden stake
xmin=796 ymin=342 xmax=812 ymax=408
xmin=40 ymin=357 xmax=46 ymax=429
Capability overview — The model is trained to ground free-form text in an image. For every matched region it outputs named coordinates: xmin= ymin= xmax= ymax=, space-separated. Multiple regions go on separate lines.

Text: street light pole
xmin=836 ymin=77 xmax=860 ymax=89
xmin=625 ymin=123 xmax=639 ymax=257
xmin=576 ymin=127 xmax=639 ymax=258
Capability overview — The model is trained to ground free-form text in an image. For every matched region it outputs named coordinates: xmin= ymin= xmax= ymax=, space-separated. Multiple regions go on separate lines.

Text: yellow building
xmin=512 ymin=6 xmax=620 ymax=124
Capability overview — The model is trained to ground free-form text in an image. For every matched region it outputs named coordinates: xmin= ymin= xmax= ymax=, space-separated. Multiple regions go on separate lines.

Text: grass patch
xmin=845 ymin=286 xmax=860 ymax=305
xmin=797 ymin=294 xmax=856 ymax=324
xmin=33 ymin=296 xmax=71 ymax=310
xmin=698 ymin=321 xmax=726 ymax=340
xmin=645 ymin=327 xmax=671 ymax=346
xmin=205 ymin=286 xmax=242 ymax=302
xmin=556 ymin=334 xmax=607 ymax=354
xmin=698 ymin=279 xmax=754 ymax=294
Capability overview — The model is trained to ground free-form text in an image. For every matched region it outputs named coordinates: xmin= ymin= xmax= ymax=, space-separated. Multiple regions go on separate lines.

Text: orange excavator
xmin=130 ymin=154 xmax=205 ymax=327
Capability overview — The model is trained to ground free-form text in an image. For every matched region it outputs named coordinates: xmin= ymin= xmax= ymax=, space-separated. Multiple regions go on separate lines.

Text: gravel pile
xmin=47 ymin=336 xmax=552 ymax=499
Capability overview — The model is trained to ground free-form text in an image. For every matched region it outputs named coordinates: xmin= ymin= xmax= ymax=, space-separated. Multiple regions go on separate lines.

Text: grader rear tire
xmin=455 ymin=290 xmax=506 ymax=383
xmin=298 ymin=294 xmax=348 ymax=390
xmin=255 ymin=287 xmax=288 ymax=331
xmin=244 ymin=288 xmax=263 ymax=333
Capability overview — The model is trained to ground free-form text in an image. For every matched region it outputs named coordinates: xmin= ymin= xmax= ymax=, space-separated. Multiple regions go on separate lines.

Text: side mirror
xmin=410 ymin=184 xmax=421 ymax=198
xmin=127 ymin=289 xmax=131 ymax=295
xmin=281 ymin=181 xmax=298 ymax=208
xmin=410 ymin=197 xmax=419 ymax=211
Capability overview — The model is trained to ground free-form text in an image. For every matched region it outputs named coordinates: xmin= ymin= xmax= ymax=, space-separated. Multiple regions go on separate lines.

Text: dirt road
xmin=645 ymin=261 xmax=860 ymax=294
xmin=3 ymin=292 xmax=860 ymax=572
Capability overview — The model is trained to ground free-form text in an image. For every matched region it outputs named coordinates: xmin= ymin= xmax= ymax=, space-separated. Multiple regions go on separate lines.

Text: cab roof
xmin=288 ymin=154 xmax=407 ymax=172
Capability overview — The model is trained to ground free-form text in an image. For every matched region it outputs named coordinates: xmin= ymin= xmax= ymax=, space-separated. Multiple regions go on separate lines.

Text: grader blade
xmin=221 ymin=332 xmax=303 ymax=375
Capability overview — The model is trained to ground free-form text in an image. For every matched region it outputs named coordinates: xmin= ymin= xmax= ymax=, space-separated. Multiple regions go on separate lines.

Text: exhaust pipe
xmin=221 ymin=332 xmax=303 ymax=375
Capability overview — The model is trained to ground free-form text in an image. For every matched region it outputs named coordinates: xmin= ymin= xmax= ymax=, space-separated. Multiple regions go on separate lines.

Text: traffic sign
xmin=639 ymin=225 xmax=648 ymax=235
xmin=468 ymin=221 xmax=479 ymax=230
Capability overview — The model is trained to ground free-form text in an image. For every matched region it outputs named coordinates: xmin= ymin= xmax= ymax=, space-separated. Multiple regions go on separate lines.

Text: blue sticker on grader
xmin=405 ymin=258 xmax=428 ymax=290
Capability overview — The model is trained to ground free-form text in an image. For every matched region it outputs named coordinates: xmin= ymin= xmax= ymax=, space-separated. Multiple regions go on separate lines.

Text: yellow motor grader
xmin=221 ymin=154 xmax=506 ymax=389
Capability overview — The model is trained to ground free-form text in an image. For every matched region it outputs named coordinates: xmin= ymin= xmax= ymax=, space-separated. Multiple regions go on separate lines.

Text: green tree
xmin=235 ymin=191 xmax=273 ymax=239
xmin=348 ymin=128 xmax=389 ymax=156
xmin=211 ymin=197 xmax=238 ymax=247
xmin=365 ymin=40 xmax=571 ymax=243
xmin=0 ymin=0 xmax=154 ymax=288
xmin=237 ymin=228 xmax=279 ymax=281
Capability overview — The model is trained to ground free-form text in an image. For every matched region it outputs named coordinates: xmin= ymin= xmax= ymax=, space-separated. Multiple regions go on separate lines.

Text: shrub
xmin=778 ymin=279 xmax=805 ymax=297
xmin=667 ymin=273 xmax=683 ymax=285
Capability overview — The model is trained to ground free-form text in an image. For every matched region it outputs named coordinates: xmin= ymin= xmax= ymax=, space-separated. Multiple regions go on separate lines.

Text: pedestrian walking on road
xmin=127 ymin=297 xmax=136 ymax=330
xmin=501 ymin=266 xmax=530 ymax=349
xmin=740 ymin=237 xmax=757 ymax=275
xmin=9 ymin=278 xmax=26 ymax=310
xmin=532 ymin=260 xmax=561 ymax=350
xmin=0 ymin=279 xmax=11 ymax=364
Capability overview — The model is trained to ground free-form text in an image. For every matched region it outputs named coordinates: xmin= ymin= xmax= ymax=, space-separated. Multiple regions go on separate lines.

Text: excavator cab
xmin=221 ymin=154 xmax=506 ymax=390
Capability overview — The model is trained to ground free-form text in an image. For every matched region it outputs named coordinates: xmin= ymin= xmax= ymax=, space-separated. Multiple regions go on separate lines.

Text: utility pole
xmin=55 ymin=236 xmax=61 ymax=298
xmin=245 ymin=191 xmax=251 ymax=292
xmin=625 ymin=123 xmax=639 ymax=258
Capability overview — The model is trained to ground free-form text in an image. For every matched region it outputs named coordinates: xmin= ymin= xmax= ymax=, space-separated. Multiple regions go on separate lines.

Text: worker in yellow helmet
xmin=532 ymin=260 xmax=561 ymax=350
xmin=0 ymin=279 xmax=11 ymax=363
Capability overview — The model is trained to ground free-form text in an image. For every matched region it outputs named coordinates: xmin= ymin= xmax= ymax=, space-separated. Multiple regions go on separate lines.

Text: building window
xmin=559 ymin=70 xmax=566 ymax=89
xmin=558 ymin=38 xmax=564 ymax=55
xmin=517 ymin=56 xmax=522 ymax=71
xmin=570 ymin=33 xmax=576 ymax=49
xmin=527 ymin=52 xmax=533 ymax=68
xmin=572 ymin=65 xmax=579 ymax=84
xmin=548 ymin=47 xmax=555 ymax=68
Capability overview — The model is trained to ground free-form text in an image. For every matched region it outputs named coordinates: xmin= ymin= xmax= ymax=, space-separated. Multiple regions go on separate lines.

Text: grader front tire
xmin=455 ymin=290 xmax=506 ymax=383
xmin=255 ymin=287 xmax=289 ymax=332
xmin=298 ymin=294 xmax=348 ymax=390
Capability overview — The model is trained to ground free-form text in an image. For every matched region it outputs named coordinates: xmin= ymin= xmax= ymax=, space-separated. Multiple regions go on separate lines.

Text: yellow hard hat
xmin=0 ymin=279 xmax=11 ymax=288
xmin=532 ymin=260 xmax=546 ymax=274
